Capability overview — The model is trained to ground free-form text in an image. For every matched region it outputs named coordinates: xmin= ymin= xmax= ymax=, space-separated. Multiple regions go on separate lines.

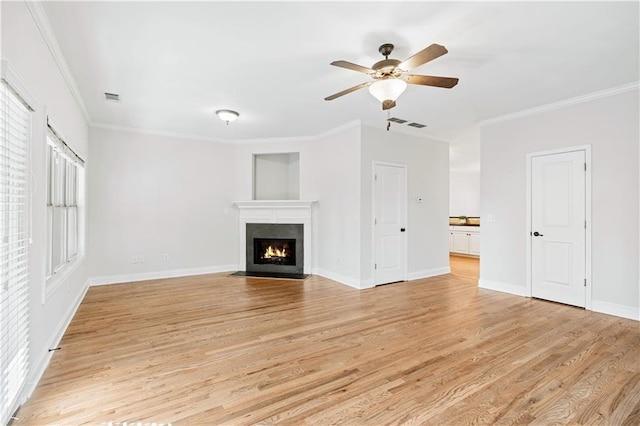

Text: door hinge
xmin=374 ymin=263 xmax=377 ymax=270
xmin=584 ymin=278 xmax=587 ymax=287
xmin=584 ymin=163 xmax=587 ymax=171
xmin=585 ymin=220 xmax=587 ymax=229
xmin=375 ymin=218 xmax=377 ymax=225
xmin=374 ymin=174 xmax=378 ymax=181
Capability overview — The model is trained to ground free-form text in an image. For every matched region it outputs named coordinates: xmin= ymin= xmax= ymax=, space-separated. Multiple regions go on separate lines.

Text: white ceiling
xmin=41 ymin=1 xmax=639 ymax=142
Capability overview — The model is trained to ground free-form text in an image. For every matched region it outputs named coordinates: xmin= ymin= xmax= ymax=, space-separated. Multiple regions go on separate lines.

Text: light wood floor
xmin=16 ymin=255 xmax=640 ymax=425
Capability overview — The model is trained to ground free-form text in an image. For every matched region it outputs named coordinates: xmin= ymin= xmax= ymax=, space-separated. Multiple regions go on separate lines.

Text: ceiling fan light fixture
xmin=216 ymin=109 xmax=239 ymax=125
xmin=368 ymin=78 xmax=407 ymax=103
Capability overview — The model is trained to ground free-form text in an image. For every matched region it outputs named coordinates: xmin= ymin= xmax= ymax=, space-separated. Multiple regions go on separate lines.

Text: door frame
xmin=525 ymin=145 xmax=592 ymax=309
xmin=372 ymin=160 xmax=408 ymax=285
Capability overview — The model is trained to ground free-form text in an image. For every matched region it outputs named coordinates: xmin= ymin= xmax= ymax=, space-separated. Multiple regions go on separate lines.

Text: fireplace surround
xmin=233 ymin=200 xmax=317 ymax=278
xmin=245 ymin=223 xmax=303 ymax=275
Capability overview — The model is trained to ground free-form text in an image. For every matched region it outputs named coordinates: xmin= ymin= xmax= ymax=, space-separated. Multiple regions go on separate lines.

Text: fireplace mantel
xmin=234 ymin=200 xmax=317 ymax=274
xmin=233 ymin=200 xmax=318 ymax=209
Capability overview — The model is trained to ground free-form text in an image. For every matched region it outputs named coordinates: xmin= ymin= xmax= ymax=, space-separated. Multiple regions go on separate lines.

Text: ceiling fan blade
xmin=399 ymin=44 xmax=448 ymax=71
xmin=324 ymin=81 xmax=372 ymax=101
xmin=405 ymin=74 xmax=459 ymax=89
xmin=330 ymin=60 xmax=374 ymax=74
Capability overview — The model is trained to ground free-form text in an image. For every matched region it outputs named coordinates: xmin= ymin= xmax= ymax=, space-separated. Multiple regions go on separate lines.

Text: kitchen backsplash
xmin=449 ymin=216 xmax=480 ymax=226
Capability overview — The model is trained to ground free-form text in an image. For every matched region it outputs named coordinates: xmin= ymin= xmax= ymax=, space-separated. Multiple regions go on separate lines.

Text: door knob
xmin=533 ymin=231 xmax=543 ymax=237
xmin=400 ymin=228 xmax=406 ymax=232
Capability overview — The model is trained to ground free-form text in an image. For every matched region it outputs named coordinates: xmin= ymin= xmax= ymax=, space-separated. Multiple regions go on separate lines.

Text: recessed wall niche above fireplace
xmin=233 ymin=200 xmax=317 ymax=279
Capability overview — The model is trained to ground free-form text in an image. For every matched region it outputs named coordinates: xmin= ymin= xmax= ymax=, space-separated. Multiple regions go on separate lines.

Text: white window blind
xmin=46 ymin=124 xmax=83 ymax=282
xmin=0 ymin=80 xmax=32 ymax=425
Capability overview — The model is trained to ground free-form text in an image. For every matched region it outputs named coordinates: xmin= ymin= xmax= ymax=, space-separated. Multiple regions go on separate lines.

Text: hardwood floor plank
xmin=15 ymin=256 xmax=640 ymax=425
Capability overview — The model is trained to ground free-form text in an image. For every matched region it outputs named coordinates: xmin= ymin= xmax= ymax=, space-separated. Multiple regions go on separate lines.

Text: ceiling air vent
xmin=408 ymin=122 xmax=427 ymax=128
xmin=387 ymin=117 xmax=408 ymax=124
xmin=104 ymin=92 xmax=120 ymax=102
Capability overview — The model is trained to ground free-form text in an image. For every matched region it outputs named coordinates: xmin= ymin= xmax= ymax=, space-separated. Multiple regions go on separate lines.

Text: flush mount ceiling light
xmin=368 ymin=78 xmax=407 ymax=110
xmin=216 ymin=109 xmax=239 ymax=125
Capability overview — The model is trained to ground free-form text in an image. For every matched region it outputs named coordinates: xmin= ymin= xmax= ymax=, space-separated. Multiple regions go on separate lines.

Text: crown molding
xmin=1 ymin=58 xmax=38 ymax=110
xmin=479 ymin=81 xmax=640 ymax=127
xmin=90 ymin=122 xmax=230 ymax=143
xmin=91 ymin=119 xmax=364 ymax=145
xmin=233 ymin=120 xmax=362 ymax=144
xmin=25 ymin=1 xmax=91 ymax=123
xmin=362 ymin=121 xmax=453 ymax=144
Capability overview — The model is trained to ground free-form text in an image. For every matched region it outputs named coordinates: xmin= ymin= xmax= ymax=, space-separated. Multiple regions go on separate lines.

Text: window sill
xmin=43 ymin=256 xmax=85 ymax=303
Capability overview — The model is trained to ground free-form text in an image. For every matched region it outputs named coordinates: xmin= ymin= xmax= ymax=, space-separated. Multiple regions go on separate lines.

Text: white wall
xmin=1 ymin=1 xmax=89 ymax=397
xmin=360 ymin=126 xmax=450 ymax=285
xmin=88 ymin=127 xmax=238 ymax=281
xmin=234 ymin=123 xmax=362 ymax=286
xmin=450 ymin=170 xmax=480 ymax=217
xmin=480 ymin=88 xmax=639 ymax=319
xmin=449 ymin=124 xmax=480 ymax=173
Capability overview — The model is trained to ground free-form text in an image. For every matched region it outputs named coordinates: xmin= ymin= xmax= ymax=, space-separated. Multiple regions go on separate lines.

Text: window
xmin=0 ymin=79 xmax=32 ymax=425
xmin=46 ymin=125 xmax=83 ymax=283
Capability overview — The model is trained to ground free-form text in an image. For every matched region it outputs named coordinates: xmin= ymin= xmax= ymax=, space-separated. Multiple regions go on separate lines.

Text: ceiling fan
xmin=325 ymin=43 xmax=459 ymax=110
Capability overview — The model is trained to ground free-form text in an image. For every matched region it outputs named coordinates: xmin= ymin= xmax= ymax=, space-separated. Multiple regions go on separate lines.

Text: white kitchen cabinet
xmin=449 ymin=226 xmax=480 ymax=256
xmin=468 ymin=232 xmax=480 ymax=255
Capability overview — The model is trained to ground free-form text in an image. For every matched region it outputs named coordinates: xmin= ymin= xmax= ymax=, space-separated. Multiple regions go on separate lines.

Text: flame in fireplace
xmin=264 ymin=245 xmax=286 ymax=259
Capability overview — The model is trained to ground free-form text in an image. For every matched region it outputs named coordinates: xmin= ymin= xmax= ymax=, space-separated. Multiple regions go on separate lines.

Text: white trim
xmin=235 ymin=120 xmax=362 ymax=145
xmin=362 ymin=121 xmax=453 ymax=144
xmin=88 ymin=264 xmax=238 ymax=286
xmin=478 ymin=279 xmax=529 ymax=297
xmin=90 ymin=122 xmax=229 ymax=144
xmin=372 ymin=161 xmax=408 ymax=286
xmin=43 ymin=256 xmax=85 ymax=303
xmin=313 ymin=268 xmax=363 ymax=290
xmin=233 ymin=200 xmax=318 ymax=209
xmin=24 ymin=1 xmax=90 ymax=122
xmin=525 ymin=145 xmax=592 ymax=309
xmin=23 ymin=279 xmax=89 ymax=402
xmin=1 ymin=59 xmax=38 ymax=110
xmin=235 ymin=202 xmax=316 ymax=274
xmin=591 ymin=301 xmax=640 ymax=321
xmin=479 ymin=82 xmax=640 ymax=127
xmin=407 ymin=267 xmax=451 ymax=281
xmin=91 ymin=120 xmax=363 ymax=145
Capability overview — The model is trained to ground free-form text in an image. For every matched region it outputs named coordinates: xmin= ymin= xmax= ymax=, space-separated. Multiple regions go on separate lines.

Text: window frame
xmin=44 ymin=123 xmax=84 ymax=299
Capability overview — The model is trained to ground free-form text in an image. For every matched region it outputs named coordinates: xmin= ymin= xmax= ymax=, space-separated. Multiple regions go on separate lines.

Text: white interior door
xmin=373 ymin=163 xmax=407 ymax=285
xmin=531 ymin=150 xmax=586 ymax=307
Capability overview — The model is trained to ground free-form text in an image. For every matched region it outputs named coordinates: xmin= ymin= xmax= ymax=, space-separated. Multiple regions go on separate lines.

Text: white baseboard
xmin=23 ymin=279 xmax=89 ymax=401
xmin=88 ymin=264 xmax=238 ymax=286
xmin=407 ymin=266 xmax=451 ymax=281
xmin=478 ymin=279 xmax=529 ymax=297
xmin=591 ymin=300 xmax=639 ymax=321
xmin=312 ymin=266 xmax=451 ymax=290
xmin=313 ymin=268 xmax=363 ymax=289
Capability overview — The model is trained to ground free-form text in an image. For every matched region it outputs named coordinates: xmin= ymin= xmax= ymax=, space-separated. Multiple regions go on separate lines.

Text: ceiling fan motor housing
xmin=372 ymin=59 xmax=402 ymax=78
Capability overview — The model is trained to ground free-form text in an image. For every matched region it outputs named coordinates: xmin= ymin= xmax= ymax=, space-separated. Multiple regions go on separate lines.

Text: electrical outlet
xmin=131 ymin=255 xmax=137 ymax=264
xmin=131 ymin=255 xmax=144 ymax=264
xmin=139 ymin=255 xmax=144 ymax=263
xmin=162 ymin=253 xmax=169 ymax=262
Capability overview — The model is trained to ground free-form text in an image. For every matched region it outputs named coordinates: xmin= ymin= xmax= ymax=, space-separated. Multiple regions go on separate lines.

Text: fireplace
xmin=254 ymin=238 xmax=296 ymax=266
xmin=233 ymin=200 xmax=316 ymax=278
xmin=245 ymin=223 xmax=304 ymax=276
